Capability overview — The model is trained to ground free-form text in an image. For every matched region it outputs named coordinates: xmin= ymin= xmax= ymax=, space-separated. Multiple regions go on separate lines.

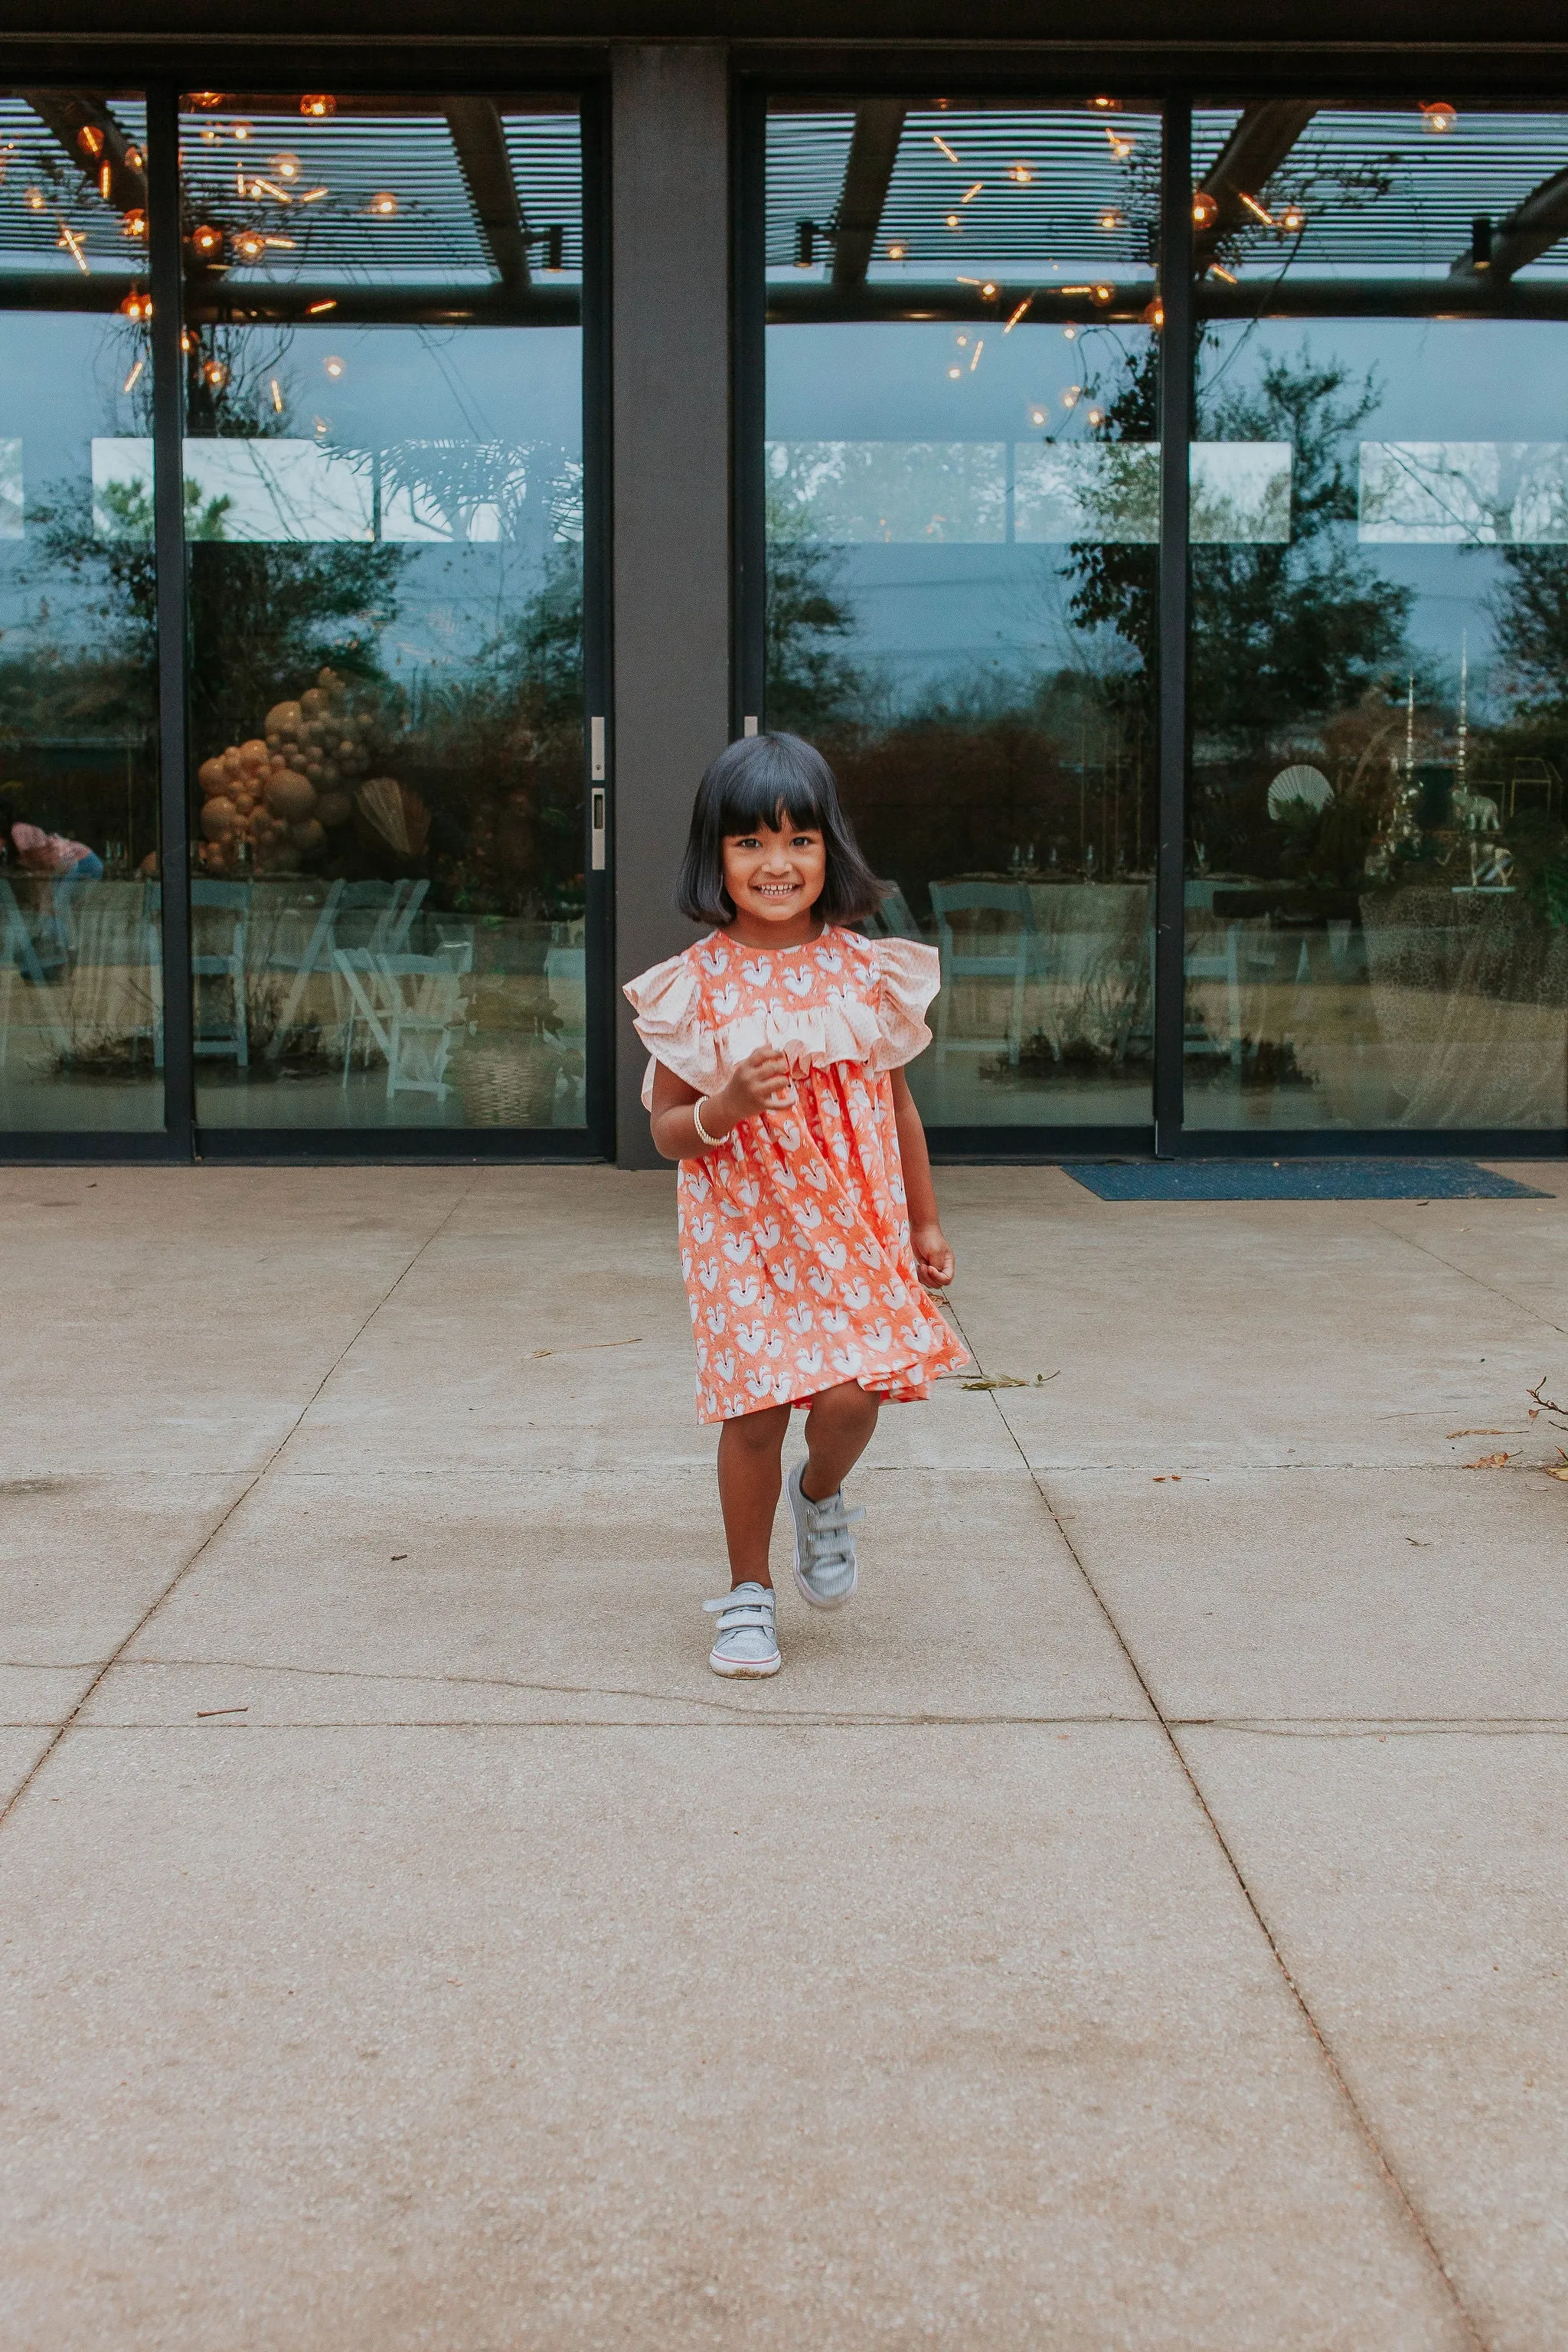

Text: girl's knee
xmin=808 ymin=1380 xmax=878 ymax=1428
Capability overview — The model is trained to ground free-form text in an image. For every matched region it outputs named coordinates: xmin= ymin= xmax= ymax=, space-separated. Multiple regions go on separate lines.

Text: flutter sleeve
xmin=623 ymin=949 xmax=720 ymax=1111
xmin=869 ymin=936 xmax=941 ymax=1070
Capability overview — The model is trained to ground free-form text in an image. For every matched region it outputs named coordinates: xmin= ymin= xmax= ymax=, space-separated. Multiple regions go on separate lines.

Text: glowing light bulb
xmin=299 ymin=93 xmax=336 ymax=118
xmin=1280 ymin=202 xmax=1305 ymax=232
xmin=1091 ymin=283 xmax=1114 ymax=304
xmin=368 ymin=191 xmax=397 ymax=217
xmin=77 ymin=123 xmax=105 ymax=158
xmin=1192 ymin=191 xmax=1218 ymax=228
xmin=946 ymin=213 xmax=960 ymax=229
xmin=1063 ymin=324 xmax=1077 ymax=341
xmin=1142 ymin=297 xmax=1165 ymax=328
xmin=1009 ymin=163 xmax=1032 ymax=184
xmin=956 ymin=333 xmax=969 ymax=346
xmin=932 ymin=135 xmax=961 ymax=165
xmin=235 ymin=230 xmax=265 ymax=260
xmin=1091 ymin=95 xmax=1118 ymax=109
xmin=99 ymin=162 xmax=113 ymax=201
xmin=24 ymin=186 xmax=44 ymax=211
xmin=119 ymin=289 xmax=150 ymax=319
xmin=948 ymin=365 xmax=962 ymax=378
xmin=1063 ymin=385 xmax=1081 ymax=407
xmin=191 ymin=222 xmax=224 ymax=258
xmin=201 ymin=358 xmax=229 ymax=389
xmin=1030 ymin=407 xmax=1047 ymax=425
xmin=981 ymin=279 xmax=997 ymax=296
xmin=1099 ymin=208 xmax=1122 ymax=230
xmin=1087 ymin=407 xmax=1103 ymax=426
xmin=306 ymin=298 xmax=336 ymax=314
xmin=324 ymin=354 xmax=345 ymax=377
xmin=1422 ymin=100 xmax=1456 ymax=133
xmin=887 ymin=241 xmax=905 ymax=258
xmin=231 ymin=121 xmax=251 ymax=141
xmin=188 ymin=91 xmax=227 ymax=107
xmin=123 ymin=145 xmax=143 ymax=169
xmin=272 ymin=151 xmax=301 ymax=181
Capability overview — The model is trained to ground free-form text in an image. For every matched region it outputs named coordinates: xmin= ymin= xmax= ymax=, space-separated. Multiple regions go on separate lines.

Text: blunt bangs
xmin=675 ymin=733 xmax=884 ymax=929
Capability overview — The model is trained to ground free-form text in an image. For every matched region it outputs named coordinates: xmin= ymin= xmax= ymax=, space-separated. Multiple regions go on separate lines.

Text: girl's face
xmin=721 ymin=815 xmax=826 ymax=930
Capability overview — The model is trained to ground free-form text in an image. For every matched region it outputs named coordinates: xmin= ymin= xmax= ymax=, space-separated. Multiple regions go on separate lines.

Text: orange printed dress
xmin=625 ymin=924 xmax=969 ymax=1424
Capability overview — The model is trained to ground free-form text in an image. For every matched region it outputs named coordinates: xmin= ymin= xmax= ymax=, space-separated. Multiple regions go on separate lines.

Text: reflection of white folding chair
xmin=333 ymin=942 xmax=470 ymax=1102
xmin=930 ymin=881 xmax=1049 ymax=1069
xmin=864 ymin=884 xmax=922 ymax=941
xmin=189 ymin=880 xmax=250 ymax=1067
xmin=274 ymin=878 xmax=431 ymax=1057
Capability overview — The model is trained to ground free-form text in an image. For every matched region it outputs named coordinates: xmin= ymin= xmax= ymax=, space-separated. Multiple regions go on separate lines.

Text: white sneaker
xmin=786 ymin=1462 xmax=864 ymax=1609
xmin=704 ymin=1582 xmax=781 ymax=1677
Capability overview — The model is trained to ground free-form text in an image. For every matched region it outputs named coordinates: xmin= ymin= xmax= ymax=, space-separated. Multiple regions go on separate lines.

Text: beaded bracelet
xmin=692 ymin=1096 xmax=724 ymax=1148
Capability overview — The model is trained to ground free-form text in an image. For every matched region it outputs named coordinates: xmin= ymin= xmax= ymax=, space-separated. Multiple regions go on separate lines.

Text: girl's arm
xmin=890 ymin=1067 xmax=955 ymax=1289
xmin=649 ymin=1049 xmax=795 ymax=1162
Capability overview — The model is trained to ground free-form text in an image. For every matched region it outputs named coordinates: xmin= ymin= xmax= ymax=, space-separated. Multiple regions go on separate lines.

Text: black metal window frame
xmin=0 ymin=64 xmax=616 ymax=1168
xmin=734 ymin=69 xmax=1568 ymax=1164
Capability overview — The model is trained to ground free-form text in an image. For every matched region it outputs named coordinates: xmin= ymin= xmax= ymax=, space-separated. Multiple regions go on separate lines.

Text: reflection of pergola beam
xmin=20 ymin=90 xmax=147 ymax=215
xmin=831 ymin=101 xmax=906 ymax=292
xmin=1450 ymin=163 xmax=1568 ymax=283
xmin=1194 ymin=101 xmax=1318 ymax=267
xmin=443 ymin=98 xmax=531 ymax=294
xmin=769 ymin=276 xmax=1568 ymax=324
xmin=0 ymin=275 xmax=579 ymax=325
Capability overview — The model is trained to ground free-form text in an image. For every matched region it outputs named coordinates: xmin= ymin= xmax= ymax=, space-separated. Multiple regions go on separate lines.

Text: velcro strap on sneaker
xmin=704 ymin=1595 xmax=776 ymax=1625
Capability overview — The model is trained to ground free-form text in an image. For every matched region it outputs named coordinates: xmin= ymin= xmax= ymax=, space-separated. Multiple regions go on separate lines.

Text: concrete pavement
xmin=2 ymin=1159 xmax=1565 ymax=2349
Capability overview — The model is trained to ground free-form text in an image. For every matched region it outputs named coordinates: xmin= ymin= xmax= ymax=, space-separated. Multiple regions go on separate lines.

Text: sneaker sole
xmin=708 ymin=1649 xmax=782 ymax=1678
xmin=787 ymin=1463 xmax=858 ymax=1612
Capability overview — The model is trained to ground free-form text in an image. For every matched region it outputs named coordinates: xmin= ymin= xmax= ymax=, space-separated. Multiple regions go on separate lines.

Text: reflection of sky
xmin=767 ymin=314 xmax=1568 ymax=716
xmin=0 ymin=309 xmax=583 ymax=684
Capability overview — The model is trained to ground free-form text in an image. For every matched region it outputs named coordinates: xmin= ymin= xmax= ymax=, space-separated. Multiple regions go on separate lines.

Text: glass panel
xmin=178 ymin=92 xmax=586 ymax=1130
xmin=765 ymin=98 xmax=1162 ymax=1129
xmin=1187 ymin=103 xmax=1568 ymax=1132
xmin=0 ymin=90 xmax=163 ymax=1132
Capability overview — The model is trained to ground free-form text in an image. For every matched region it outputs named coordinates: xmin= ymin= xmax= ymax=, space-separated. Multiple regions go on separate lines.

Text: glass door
xmin=762 ymin=95 xmax=1163 ymax=1141
xmin=175 ymin=90 xmax=594 ymax=1138
xmin=0 ymin=87 xmax=165 ymax=1137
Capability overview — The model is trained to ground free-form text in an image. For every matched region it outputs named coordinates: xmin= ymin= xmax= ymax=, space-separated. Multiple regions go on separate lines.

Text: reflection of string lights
xmin=1105 ymin=128 xmax=1133 ymax=161
xmin=947 ymin=364 xmax=962 ymax=378
xmin=932 ymin=134 xmax=961 ymax=165
xmin=1063 ymin=324 xmax=1076 ymax=340
xmin=119 ymin=289 xmax=151 ymax=319
xmin=24 ymin=187 xmax=44 ymax=211
xmin=231 ymin=121 xmax=251 ymax=142
xmin=1030 ymin=406 xmax=1047 ymax=425
xmin=122 ymin=208 xmax=145 ymax=238
xmin=946 ymin=213 xmax=960 ymax=229
xmin=313 ymin=414 xmax=328 ymax=436
xmin=272 ymin=151 xmax=301 ymax=180
xmin=307 ymin=297 xmax=336 ymax=313
xmin=887 ymin=240 xmax=905 ymax=258
xmin=1192 ymin=190 xmax=1218 ymax=228
xmin=1008 ymin=163 xmax=1033 ymax=184
xmin=1142 ymin=296 xmax=1165 ymax=327
xmin=77 ymin=123 xmax=104 ymax=158
xmin=1422 ymin=100 xmax=1457 ymax=133
xmin=234 ymin=230 xmax=265 ymax=260
xmin=57 ymin=218 xmax=90 ymax=274
xmin=191 ymin=222 xmax=224 ymax=258
xmin=1239 ymin=192 xmax=1275 ymax=226
xmin=324 ymin=354 xmax=345 ymax=377
xmin=122 ymin=357 xmax=144 ymax=394
xmin=299 ymin=93 xmax=336 ymax=117
xmin=1003 ymin=296 xmax=1032 ymax=331
xmin=300 ymin=186 xmax=328 ymax=202
xmin=1091 ymin=95 xmax=1119 ymax=109
xmin=188 ymin=92 xmax=227 ymax=107
xmin=960 ymin=180 xmax=982 ymax=204
xmin=201 ymin=358 xmax=229 ymax=389
xmin=1210 ymin=263 xmax=1237 ymax=283
xmin=1087 ymin=407 xmax=1103 ymax=426
xmin=368 ymin=191 xmax=397 ymax=216
xmin=956 ymin=332 xmax=968 ymax=345
xmin=270 ymin=375 xmax=285 ymax=411
xmin=969 ymin=337 xmax=983 ymax=371
xmin=124 ymin=145 xmax=142 ymax=170
xmin=1279 ymin=201 xmax=1305 ymax=232
xmin=1091 ymin=282 xmax=1114 ymax=303
xmin=981 ymin=279 xmax=997 ymax=296
xmin=98 ymin=162 xmax=112 ymax=201
xmin=1063 ymin=384 xmax=1082 ymax=407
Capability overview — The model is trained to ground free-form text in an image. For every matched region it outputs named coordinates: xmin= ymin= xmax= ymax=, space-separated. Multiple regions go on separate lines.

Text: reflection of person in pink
xmin=10 ymin=822 xmax=103 ymax=880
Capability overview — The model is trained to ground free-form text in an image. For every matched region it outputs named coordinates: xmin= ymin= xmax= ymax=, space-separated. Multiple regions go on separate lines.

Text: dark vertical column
xmin=1155 ymin=99 xmax=1193 ymax=1159
xmin=733 ymin=77 xmax=766 ymax=737
xmin=146 ymin=84 xmax=194 ymax=1155
xmin=580 ymin=84 xmax=616 ymax=1158
xmin=610 ymin=43 xmax=732 ymax=1168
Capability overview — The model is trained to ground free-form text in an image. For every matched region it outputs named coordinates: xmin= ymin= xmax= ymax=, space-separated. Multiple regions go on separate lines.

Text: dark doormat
xmin=1063 ymin=1159 xmax=1553 ymax=1202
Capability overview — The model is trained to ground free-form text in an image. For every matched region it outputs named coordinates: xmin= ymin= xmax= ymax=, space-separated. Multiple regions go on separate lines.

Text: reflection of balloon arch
xmin=1266 ymin=763 xmax=1333 ymax=821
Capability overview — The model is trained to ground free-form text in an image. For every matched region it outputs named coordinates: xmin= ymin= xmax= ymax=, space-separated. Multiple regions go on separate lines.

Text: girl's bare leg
xmin=717 ymin=1402 xmax=790 ymax=1588
xmin=801 ymin=1380 xmax=880 ymax=1502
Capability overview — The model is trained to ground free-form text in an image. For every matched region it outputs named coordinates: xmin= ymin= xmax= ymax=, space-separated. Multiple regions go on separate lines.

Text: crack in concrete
xmin=943 ymin=1295 xmax=1493 ymax=2352
xmin=0 ymin=1178 xmax=480 ymax=1842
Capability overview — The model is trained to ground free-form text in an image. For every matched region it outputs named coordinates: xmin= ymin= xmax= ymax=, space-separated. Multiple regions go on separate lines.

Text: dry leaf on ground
xmin=1465 ymin=1452 xmax=1514 ymax=1469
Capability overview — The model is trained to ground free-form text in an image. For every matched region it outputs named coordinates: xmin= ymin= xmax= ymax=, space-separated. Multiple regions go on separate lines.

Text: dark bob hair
xmin=675 ymin=731 xmax=884 ymax=929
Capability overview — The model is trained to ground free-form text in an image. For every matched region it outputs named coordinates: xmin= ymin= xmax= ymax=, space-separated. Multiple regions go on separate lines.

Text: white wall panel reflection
xmin=90 ymin=437 xmax=581 ymax=544
xmin=1358 ymin=439 xmax=1568 ymax=543
xmin=766 ymin=438 xmax=1292 ymax=544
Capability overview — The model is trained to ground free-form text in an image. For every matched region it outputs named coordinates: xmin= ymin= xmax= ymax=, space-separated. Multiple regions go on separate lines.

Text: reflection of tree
xmin=1491 ymin=547 xmax=1568 ymax=719
xmin=764 ymin=495 xmax=863 ymax=734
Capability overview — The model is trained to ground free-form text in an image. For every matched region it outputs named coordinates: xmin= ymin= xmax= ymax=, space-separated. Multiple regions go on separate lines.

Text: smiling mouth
xmin=753 ymin=882 xmax=799 ymax=898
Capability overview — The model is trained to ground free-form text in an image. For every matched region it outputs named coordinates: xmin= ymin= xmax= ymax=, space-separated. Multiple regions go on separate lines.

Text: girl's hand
xmin=910 ymin=1220 xmax=954 ymax=1291
xmin=713 ymin=1049 xmax=795 ymax=1126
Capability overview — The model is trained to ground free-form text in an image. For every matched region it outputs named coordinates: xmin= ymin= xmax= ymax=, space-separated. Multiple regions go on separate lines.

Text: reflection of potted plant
xmin=451 ymin=972 xmax=580 ymax=1128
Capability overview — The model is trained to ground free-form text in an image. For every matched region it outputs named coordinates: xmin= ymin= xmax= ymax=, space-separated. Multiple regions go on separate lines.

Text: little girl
xmin=625 ymin=730 xmax=968 ymax=1679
